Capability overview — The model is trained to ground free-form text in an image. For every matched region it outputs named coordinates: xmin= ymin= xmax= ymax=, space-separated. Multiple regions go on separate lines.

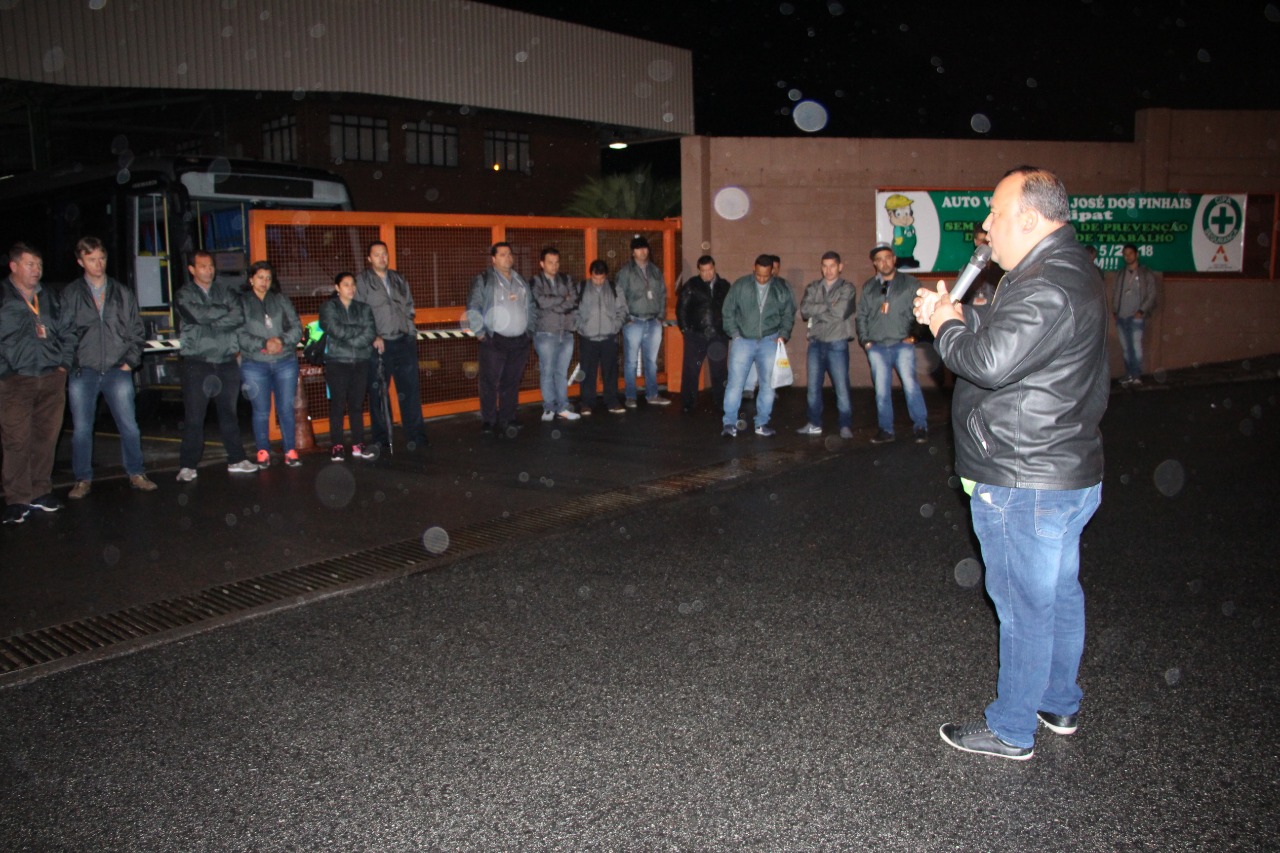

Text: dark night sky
xmin=487 ymin=0 xmax=1280 ymax=142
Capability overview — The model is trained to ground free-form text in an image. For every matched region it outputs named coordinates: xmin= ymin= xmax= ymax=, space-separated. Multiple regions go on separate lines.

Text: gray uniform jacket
xmin=616 ymin=260 xmax=666 ymax=321
xmin=239 ymin=289 xmax=302 ymax=363
xmin=466 ymin=268 xmax=537 ymax=339
xmin=176 ymin=279 xmax=243 ymax=363
xmin=576 ymin=280 xmax=627 ymax=340
xmin=531 ymin=272 xmax=578 ymax=335
xmin=64 ymin=276 xmax=145 ymax=372
xmin=355 ymin=268 xmax=416 ymax=340
xmin=856 ymin=271 xmax=922 ymax=345
xmin=1109 ymin=264 xmax=1160 ymax=318
xmin=0 ymin=278 xmax=74 ymax=377
xmin=800 ymin=278 xmax=857 ymax=343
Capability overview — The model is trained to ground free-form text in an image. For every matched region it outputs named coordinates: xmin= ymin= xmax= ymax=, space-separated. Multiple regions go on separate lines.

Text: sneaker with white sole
xmin=754 ymin=425 xmax=776 ymax=437
xmin=3 ymin=504 xmax=29 ymax=524
xmin=177 ymin=467 xmax=198 ymax=482
xmin=69 ymin=480 xmax=92 ymax=500
xmin=839 ymin=427 xmax=854 ymax=439
xmin=227 ymin=460 xmax=260 ymax=474
xmin=1037 ymin=710 xmax=1079 ymax=735
xmin=256 ymin=449 xmax=271 ymax=469
xmin=331 ymin=444 xmax=345 ymax=462
xmin=647 ymin=394 xmax=671 ymax=406
xmin=285 ymin=449 xmax=302 ymax=468
xmin=796 ymin=423 xmax=823 ymax=435
xmin=939 ymin=721 xmax=1033 ymax=760
xmin=29 ymin=493 xmax=64 ymax=512
xmin=541 ymin=411 xmax=555 ymax=422
xmin=557 ymin=410 xmax=581 ymax=421
xmin=721 ymin=425 xmax=737 ymax=437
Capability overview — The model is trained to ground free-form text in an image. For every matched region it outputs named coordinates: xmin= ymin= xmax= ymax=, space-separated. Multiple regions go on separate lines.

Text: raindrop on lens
xmin=421 ymin=526 xmax=450 ymax=555
xmin=1164 ymin=667 xmax=1182 ymax=686
xmin=102 ymin=545 xmax=121 ymax=566
xmin=954 ymin=557 xmax=982 ymax=588
xmin=920 ymin=503 xmax=935 ymax=518
xmin=1153 ymin=459 xmax=1185 ymax=497
xmin=792 ymin=100 xmax=828 ymax=133
xmin=970 ymin=113 xmax=992 ymax=134
xmin=315 ymin=465 xmax=356 ymax=509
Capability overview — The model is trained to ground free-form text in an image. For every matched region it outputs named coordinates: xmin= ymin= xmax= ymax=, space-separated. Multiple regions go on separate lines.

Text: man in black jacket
xmin=674 ymin=255 xmax=729 ymax=413
xmin=0 ymin=243 xmax=75 ymax=523
xmin=64 ymin=237 xmax=157 ymax=498
xmin=916 ymin=167 xmax=1108 ymax=761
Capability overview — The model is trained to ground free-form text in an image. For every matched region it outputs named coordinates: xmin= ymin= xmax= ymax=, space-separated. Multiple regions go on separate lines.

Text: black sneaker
xmin=28 ymin=493 xmax=64 ymax=513
xmin=870 ymin=429 xmax=895 ymax=444
xmin=913 ymin=426 xmax=929 ymax=444
xmin=3 ymin=504 xmax=30 ymax=524
xmin=721 ymin=425 xmax=737 ymax=438
xmin=939 ymin=721 xmax=1033 ymax=760
xmin=1037 ymin=710 xmax=1079 ymax=735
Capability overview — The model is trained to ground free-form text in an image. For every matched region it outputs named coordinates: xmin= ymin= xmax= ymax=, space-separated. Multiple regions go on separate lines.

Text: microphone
xmin=947 ymin=244 xmax=993 ymax=303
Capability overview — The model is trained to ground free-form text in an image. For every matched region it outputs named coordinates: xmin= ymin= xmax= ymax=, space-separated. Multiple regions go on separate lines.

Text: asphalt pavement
xmin=1 ymin=357 xmax=1277 ymax=851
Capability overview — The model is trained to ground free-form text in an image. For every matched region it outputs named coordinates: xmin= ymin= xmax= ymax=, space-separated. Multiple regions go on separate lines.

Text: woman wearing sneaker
xmin=238 ymin=261 xmax=303 ymax=468
xmin=319 ymin=271 xmax=376 ymax=461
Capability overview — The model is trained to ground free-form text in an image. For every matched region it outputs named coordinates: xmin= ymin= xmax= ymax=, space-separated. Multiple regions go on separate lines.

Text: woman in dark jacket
xmin=238 ymin=260 xmax=303 ymax=467
xmin=319 ymin=272 xmax=377 ymax=461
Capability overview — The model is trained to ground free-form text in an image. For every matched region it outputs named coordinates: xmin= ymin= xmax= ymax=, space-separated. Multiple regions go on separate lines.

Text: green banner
xmin=875 ymin=191 xmax=1246 ymax=273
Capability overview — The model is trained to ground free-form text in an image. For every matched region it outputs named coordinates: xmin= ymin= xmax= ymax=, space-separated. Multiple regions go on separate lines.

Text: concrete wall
xmin=681 ymin=109 xmax=1280 ymax=388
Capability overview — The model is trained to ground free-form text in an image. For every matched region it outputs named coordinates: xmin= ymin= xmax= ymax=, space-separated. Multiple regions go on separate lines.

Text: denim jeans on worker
xmin=68 ymin=367 xmax=146 ymax=480
xmin=866 ymin=342 xmax=927 ymax=434
xmin=971 ymin=482 xmax=1103 ymax=748
xmin=722 ymin=336 xmax=777 ymax=429
xmin=805 ymin=340 xmax=852 ymax=429
xmin=534 ymin=331 xmax=575 ymax=413
xmin=240 ymin=357 xmax=299 ymax=454
xmin=622 ymin=318 xmax=662 ymax=401
xmin=1116 ymin=316 xmax=1144 ymax=379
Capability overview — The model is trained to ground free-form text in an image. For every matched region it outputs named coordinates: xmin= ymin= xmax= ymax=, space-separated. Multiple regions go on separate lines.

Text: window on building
xmin=484 ymin=129 xmax=531 ymax=175
xmin=262 ymin=116 xmax=296 ymax=163
xmin=405 ymin=121 xmax=459 ymax=168
xmin=329 ymin=114 xmax=389 ymax=163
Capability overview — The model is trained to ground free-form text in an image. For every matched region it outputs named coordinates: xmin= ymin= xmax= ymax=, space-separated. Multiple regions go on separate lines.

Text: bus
xmin=0 ymin=156 xmax=352 ymax=391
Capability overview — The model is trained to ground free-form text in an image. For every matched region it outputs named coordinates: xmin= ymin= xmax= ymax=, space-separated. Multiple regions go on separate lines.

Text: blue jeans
xmin=722 ymin=337 xmax=778 ymax=429
xmin=866 ymin=342 xmax=927 ymax=433
xmin=1116 ymin=316 xmax=1144 ymax=379
xmin=240 ymin=358 xmax=299 ymax=454
xmin=68 ymin=367 xmax=146 ymax=480
xmin=972 ymin=483 xmax=1103 ymax=748
xmin=805 ymin=340 xmax=852 ymax=429
xmin=534 ymin=331 xmax=575 ymax=413
xmin=621 ymin=318 xmax=663 ymax=401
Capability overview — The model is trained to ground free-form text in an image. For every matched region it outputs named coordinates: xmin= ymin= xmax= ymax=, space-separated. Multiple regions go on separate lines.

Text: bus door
xmin=130 ymin=192 xmax=181 ymax=388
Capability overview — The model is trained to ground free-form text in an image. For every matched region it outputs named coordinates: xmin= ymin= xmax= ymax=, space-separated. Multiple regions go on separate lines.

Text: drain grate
xmin=0 ymin=448 xmax=811 ymax=685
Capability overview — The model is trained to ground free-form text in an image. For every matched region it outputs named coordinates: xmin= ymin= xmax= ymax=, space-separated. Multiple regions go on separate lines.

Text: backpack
xmin=302 ymin=320 xmax=326 ymax=366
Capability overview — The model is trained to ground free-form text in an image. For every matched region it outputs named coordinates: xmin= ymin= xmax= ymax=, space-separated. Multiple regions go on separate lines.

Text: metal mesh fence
xmin=394 ymin=226 xmax=492 ymax=311
xmin=266 ymin=224 xmax=380 ymax=315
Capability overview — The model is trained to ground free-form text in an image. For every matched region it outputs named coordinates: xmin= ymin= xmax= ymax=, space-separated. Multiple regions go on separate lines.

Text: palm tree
xmin=563 ymin=165 xmax=680 ymax=219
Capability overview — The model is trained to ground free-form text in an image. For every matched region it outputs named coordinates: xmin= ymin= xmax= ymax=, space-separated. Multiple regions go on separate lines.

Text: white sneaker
xmin=557 ymin=410 xmax=581 ymax=421
xmin=796 ymin=423 xmax=823 ymax=435
xmin=541 ymin=411 xmax=555 ymax=422
xmin=227 ymin=459 xmax=260 ymax=474
xmin=177 ymin=467 xmax=198 ymax=482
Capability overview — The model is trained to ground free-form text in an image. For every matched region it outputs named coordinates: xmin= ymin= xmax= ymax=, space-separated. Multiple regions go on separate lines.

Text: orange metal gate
xmin=248 ymin=210 xmax=682 ymax=439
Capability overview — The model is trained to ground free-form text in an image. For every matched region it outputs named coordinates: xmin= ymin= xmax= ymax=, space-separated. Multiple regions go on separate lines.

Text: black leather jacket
xmin=935 ymin=225 xmax=1109 ymax=490
xmin=675 ymin=274 xmax=729 ymax=338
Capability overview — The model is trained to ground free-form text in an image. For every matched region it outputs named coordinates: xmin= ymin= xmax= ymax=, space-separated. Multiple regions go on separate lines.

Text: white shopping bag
xmin=770 ymin=339 xmax=793 ymax=388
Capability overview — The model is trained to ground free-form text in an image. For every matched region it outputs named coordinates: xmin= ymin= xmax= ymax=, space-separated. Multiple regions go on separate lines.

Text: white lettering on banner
xmin=1139 ymin=197 xmax=1193 ymax=210
xmin=941 ymin=195 xmax=985 ymax=208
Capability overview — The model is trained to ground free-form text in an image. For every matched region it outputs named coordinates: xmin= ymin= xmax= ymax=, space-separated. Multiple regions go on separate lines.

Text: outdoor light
xmin=608 ymin=142 xmax=628 ymax=150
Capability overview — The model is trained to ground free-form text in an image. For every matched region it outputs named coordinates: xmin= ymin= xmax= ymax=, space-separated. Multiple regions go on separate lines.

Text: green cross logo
xmin=1201 ymin=196 xmax=1242 ymax=245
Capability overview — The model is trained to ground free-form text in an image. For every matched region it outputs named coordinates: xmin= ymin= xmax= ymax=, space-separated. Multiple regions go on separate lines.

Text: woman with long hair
xmin=319 ymin=271 xmax=377 ymax=460
xmin=238 ymin=260 xmax=302 ymax=467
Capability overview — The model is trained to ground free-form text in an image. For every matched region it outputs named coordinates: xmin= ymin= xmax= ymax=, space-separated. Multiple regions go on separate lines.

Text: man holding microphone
xmin=916 ymin=166 xmax=1109 ymax=760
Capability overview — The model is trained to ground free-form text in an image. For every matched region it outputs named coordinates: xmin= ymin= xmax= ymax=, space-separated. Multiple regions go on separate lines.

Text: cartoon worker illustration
xmin=884 ymin=194 xmax=919 ymax=268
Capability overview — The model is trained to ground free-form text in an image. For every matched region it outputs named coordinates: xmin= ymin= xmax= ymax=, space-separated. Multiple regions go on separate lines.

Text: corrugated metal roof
xmin=0 ymin=0 xmax=693 ymax=136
